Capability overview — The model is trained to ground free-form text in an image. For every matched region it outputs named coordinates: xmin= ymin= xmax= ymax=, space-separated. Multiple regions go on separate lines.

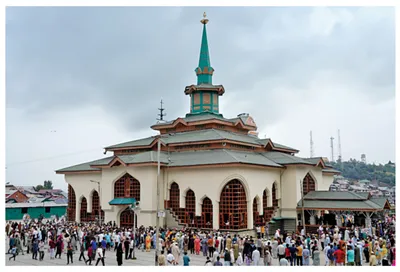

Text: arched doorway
xmin=262 ymin=189 xmax=271 ymax=223
xmin=219 ymin=179 xmax=247 ymax=230
xmin=303 ymin=173 xmax=316 ymax=195
xmin=185 ymin=190 xmax=196 ymax=226
xmin=80 ymin=197 xmax=88 ymax=222
xmin=200 ymin=197 xmax=213 ymax=229
xmin=170 ymin=182 xmax=180 ymax=211
xmin=67 ymin=185 xmax=76 ymax=222
xmin=120 ymin=208 xmax=137 ymax=228
xmin=253 ymin=197 xmax=262 ymax=227
xmin=272 ymin=183 xmax=278 ymax=209
xmin=91 ymin=191 xmax=104 ymax=222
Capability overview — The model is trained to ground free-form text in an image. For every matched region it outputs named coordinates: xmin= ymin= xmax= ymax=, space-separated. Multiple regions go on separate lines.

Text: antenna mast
xmin=157 ymin=99 xmax=166 ymax=122
xmin=337 ymin=129 xmax=342 ymax=162
xmin=310 ymin=131 xmax=314 ymax=158
xmin=330 ymin=136 xmax=335 ymax=162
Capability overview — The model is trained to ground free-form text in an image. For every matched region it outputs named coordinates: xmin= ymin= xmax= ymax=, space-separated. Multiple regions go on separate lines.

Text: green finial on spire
xmin=195 ymin=12 xmax=214 ymax=85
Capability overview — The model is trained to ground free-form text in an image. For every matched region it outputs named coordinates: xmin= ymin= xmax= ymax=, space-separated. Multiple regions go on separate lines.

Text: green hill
xmin=331 ymin=159 xmax=395 ymax=186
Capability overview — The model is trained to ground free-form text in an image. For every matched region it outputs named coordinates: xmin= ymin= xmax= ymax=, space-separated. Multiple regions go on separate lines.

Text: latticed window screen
xmin=114 ymin=174 xmax=141 ymax=201
xmin=219 ymin=179 xmax=247 ymax=230
xmin=120 ymin=208 xmax=137 ymax=228
xmin=185 ymin=190 xmax=196 ymax=223
xmin=67 ymin=185 xmax=76 ymax=222
xmin=200 ymin=197 xmax=213 ymax=228
xmin=303 ymin=173 xmax=316 ymax=195
xmin=80 ymin=197 xmax=88 ymax=222
xmin=253 ymin=197 xmax=262 ymax=226
xmin=272 ymin=183 xmax=278 ymax=208
xmin=170 ymin=182 xmax=180 ymax=211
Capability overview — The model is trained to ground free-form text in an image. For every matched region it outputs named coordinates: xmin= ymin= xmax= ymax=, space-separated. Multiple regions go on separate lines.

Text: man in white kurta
xmin=252 ymin=247 xmax=260 ymax=266
xmin=171 ymin=242 xmax=180 ymax=265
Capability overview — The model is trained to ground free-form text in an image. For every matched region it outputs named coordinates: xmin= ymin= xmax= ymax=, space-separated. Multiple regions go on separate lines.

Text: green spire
xmin=195 ymin=12 xmax=214 ymax=85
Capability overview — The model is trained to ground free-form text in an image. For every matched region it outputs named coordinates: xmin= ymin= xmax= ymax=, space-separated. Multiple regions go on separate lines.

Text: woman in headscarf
xmin=145 ymin=232 xmax=151 ymax=252
xmin=264 ymin=248 xmax=272 ymax=266
xmin=236 ymin=252 xmax=244 ymax=266
xmin=116 ymin=242 xmax=123 ymax=266
xmin=194 ymin=236 xmax=201 ymax=255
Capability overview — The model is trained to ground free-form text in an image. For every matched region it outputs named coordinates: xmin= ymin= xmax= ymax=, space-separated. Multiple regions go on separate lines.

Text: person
xmin=124 ymin=238 xmax=130 ymax=260
xmin=354 ymin=242 xmax=361 ymax=266
xmin=296 ymin=243 xmax=303 ymax=266
xmin=252 ymin=247 xmax=260 ymax=266
xmin=369 ymin=251 xmax=377 ymax=266
xmin=55 ymin=238 xmax=62 ymax=259
xmin=85 ymin=244 xmax=93 ymax=265
xmin=78 ymin=242 xmax=86 ymax=262
xmin=145 ymin=233 xmax=151 ymax=252
xmin=116 ymin=243 xmax=123 ymax=266
xmin=32 ymin=239 xmax=38 ymax=260
xmin=95 ymin=243 xmax=105 ymax=266
xmin=9 ymin=245 xmax=17 ymax=261
xmin=264 ymin=249 xmax=272 ymax=266
xmin=171 ymin=242 xmax=180 ymax=265
xmin=347 ymin=246 xmax=355 ymax=266
xmin=312 ymin=244 xmax=320 ymax=266
xmin=183 ymin=251 xmax=190 ymax=266
xmin=333 ymin=245 xmax=345 ymax=266
xmin=280 ymin=256 xmax=289 ymax=266
xmin=129 ymin=237 xmax=134 ymax=259
xmin=166 ymin=250 xmax=175 ymax=266
xmin=303 ymin=246 xmax=310 ymax=266
xmin=158 ymin=250 xmax=166 ymax=266
xmin=205 ymin=256 xmax=213 ymax=266
xmin=67 ymin=242 xmax=74 ymax=265
xmin=327 ymin=244 xmax=335 ymax=266
xmin=224 ymin=248 xmax=231 ymax=266
xmin=277 ymin=242 xmax=285 ymax=261
xmin=38 ymin=240 xmax=45 ymax=261
xmin=214 ymin=256 xmax=223 ymax=266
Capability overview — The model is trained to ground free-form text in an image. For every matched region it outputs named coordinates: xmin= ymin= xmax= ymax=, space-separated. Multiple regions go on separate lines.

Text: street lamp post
xmin=300 ymin=179 xmax=306 ymax=235
xmin=131 ymin=204 xmax=140 ymax=260
xmin=155 ymin=138 xmax=161 ymax=266
xmin=90 ymin=180 xmax=101 ymax=225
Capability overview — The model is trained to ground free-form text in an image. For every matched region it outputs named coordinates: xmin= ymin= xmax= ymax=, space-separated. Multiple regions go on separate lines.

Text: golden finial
xmin=200 ymin=12 xmax=209 ymax=25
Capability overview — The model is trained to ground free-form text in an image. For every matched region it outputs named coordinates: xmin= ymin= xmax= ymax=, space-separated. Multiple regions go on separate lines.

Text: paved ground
xmin=5 ymin=241 xmax=368 ymax=266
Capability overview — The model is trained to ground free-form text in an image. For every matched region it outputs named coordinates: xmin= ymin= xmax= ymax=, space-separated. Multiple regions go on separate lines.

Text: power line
xmin=6 ymin=148 xmax=103 ymax=167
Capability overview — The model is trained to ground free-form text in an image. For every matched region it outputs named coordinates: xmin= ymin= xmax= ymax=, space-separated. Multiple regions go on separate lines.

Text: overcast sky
xmin=6 ymin=7 xmax=395 ymax=191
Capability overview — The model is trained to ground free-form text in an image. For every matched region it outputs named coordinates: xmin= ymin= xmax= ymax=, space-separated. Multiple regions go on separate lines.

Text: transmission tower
xmin=310 ymin=131 xmax=314 ymax=158
xmin=157 ymin=99 xmax=166 ymax=122
xmin=330 ymin=136 xmax=335 ymax=162
xmin=337 ymin=129 xmax=342 ymax=162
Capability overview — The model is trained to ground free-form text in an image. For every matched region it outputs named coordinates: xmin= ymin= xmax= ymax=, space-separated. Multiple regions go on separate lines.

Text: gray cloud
xmin=5 ymin=7 xmax=395 ymax=189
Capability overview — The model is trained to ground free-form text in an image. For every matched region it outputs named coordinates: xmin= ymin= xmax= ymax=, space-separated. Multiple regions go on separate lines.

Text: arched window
xmin=120 ymin=208 xmax=137 ymax=228
xmin=263 ymin=189 xmax=269 ymax=210
xmin=272 ymin=183 xmax=278 ymax=208
xmin=67 ymin=185 xmax=76 ymax=222
xmin=80 ymin=197 xmax=88 ymax=222
xmin=170 ymin=182 xmax=180 ymax=211
xmin=303 ymin=173 xmax=316 ymax=195
xmin=114 ymin=174 xmax=140 ymax=201
xmin=253 ymin=197 xmax=262 ymax=227
xmin=200 ymin=197 xmax=213 ymax=229
xmin=185 ymin=190 xmax=195 ymax=225
xmin=219 ymin=179 xmax=247 ymax=230
xmin=91 ymin=191 xmax=104 ymax=221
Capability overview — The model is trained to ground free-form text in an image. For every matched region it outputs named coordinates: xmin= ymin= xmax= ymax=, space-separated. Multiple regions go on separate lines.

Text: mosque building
xmin=56 ymin=14 xmax=339 ymax=232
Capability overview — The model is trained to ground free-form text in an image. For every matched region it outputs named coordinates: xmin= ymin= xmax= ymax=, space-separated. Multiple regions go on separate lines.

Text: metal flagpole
xmin=155 ymin=138 xmax=161 ymax=266
xmin=133 ymin=209 xmax=136 ymax=259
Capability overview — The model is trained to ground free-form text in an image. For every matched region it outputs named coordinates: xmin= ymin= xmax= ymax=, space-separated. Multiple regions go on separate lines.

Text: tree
xmin=35 ymin=180 xmax=53 ymax=191
xmin=43 ymin=180 xmax=53 ymax=189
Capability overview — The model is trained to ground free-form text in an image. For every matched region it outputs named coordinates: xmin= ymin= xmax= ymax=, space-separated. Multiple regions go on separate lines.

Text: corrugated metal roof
xmin=297 ymin=199 xmax=383 ymax=210
xmin=56 ymin=156 xmax=114 ymax=172
xmin=105 ymin=136 xmax=156 ymax=149
xmin=304 ymin=191 xmax=370 ymax=200
xmin=6 ymin=202 xmax=67 ymax=208
xmin=261 ymin=152 xmax=314 ymax=165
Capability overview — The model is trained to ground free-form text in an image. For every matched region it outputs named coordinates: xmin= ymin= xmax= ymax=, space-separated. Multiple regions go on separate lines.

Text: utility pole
xmin=330 ymin=136 xmax=335 ymax=163
xmin=155 ymin=138 xmax=161 ymax=266
xmin=300 ymin=179 xmax=306 ymax=235
xmin=310 ymin=131 xmax=314 ymax=158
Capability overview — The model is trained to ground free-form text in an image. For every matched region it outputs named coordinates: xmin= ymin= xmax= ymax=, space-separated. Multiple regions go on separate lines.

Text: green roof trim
xmin=261 ymin=152 xmax=313 ymax=165
xmin=55 ymin=156 xmax=114 ymax=172
xmin=109 ymin=198 xmax=136 ymax=205
xmin=105 ymin=136 xmax=156 ymax=149
xmin=322 ymin=168 xmax=341 ymax=174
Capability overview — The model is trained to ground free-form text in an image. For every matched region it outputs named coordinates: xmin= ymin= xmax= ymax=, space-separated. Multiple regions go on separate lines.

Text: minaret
xmin=184 ymin=13 xmax=225 ymax=116
xmin=196 ymin=12 xmax=214 ymax=85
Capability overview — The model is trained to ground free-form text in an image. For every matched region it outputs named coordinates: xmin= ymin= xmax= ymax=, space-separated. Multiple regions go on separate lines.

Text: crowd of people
xmin=5 ymin=214 xmax=396 ymax=266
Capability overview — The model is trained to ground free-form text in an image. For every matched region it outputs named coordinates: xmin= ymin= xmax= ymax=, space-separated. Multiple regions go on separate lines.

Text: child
xmin=9 ymin=245 xmax=17 ymax=261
